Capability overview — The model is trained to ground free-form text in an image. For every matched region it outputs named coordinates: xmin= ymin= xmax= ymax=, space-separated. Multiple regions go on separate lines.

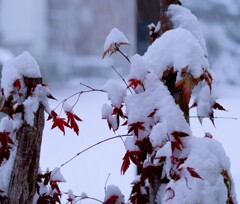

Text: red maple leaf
xmin=172 ymin=131 xmax=189 ymax=138
xmin=66 ymin=112 xmax=82 ymax=135
xmin=140 ymin=165 xmax=160 ymax=185
xmin=51 ymin=118 xmax=69 ymax=135
xmin=0 ymin=131 xmax=14 ymax=147
xmin=121 ymin=151 xmax=130 ymax=175
xmin=50 ymin=180 xmax=61 ymax=194
xmin=104 ymin=195 xmax=119 ymax=204
xmin=148 ymin=109 xmax=158 ymax=118
xmin=47 ymin=110 xmax=58 ymax=121
xmin=201 ymin=69 xmax=213 ymax=92
xmin=187 ymin=167 xmax=203 ymax=179
xmin=135 ymin=137 xmax=153 ymax=154
xmin=175 ymin=71 xmax=199 ymax=104
xmin=171 ymin=141 xmax=182 ymax=153
xmin=128 ymin=122 xmax=145 ymax=136
xmin=212 ymin=102 xmax=226 ymax=111
xmin=121 ymin=151 xmax=142 ymax=174
xmin=127 ymin=78 xmax=143 ymax=89
xmin=0 ymin=131 xmax=14 ymax=166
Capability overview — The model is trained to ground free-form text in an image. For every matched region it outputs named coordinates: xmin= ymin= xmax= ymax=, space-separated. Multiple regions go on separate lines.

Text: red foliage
xmin=213 ymin=102 xmax=226 ymax=111
xmin=47 ymin=110 xmax=58 ymax=121
xmin=129 ymin=181 xmax=149 ymax=204
xmin=0 ymin=131 xmax=14 ymax=166
xmin=66 ymin=112 xmax=82 ymax=135
xmin=51 ymin=118 xmax=70 ymax=135
xmin=128 ymin=78 xmax=143 ymax=90
xmin=103 ymin=195 xmax=119 ymax=204
xmin=128 ymin=122 xmax=145 ymax=136
xmin=36 ymin=171 xmax=63 ymax=204
xmin=187 ymin=167 xmax=203 ymax=179
xmin=121 ymin=151 xmax=143 ymax=174
xmin=13 ymin=79 xmax=22 ymax=92
xmin=201 ymin=70 xmax=213 ymax=92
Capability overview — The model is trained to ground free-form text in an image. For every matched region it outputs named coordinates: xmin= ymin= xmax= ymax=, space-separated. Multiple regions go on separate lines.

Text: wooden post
xmin=2 ymin=77 xmax=44 ymax=204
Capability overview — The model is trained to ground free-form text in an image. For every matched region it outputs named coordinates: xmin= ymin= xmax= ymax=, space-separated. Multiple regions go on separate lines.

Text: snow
xmin=160 ymin=137 xmax=232 ymax=204
xmin=125 ymin=73 xmax=191 ymax=146
xmin=104 ymin=185 xmax=125 ymax=204
xmin=0 ymin=117 xmax=16 ymax=195
xmin=168 ymin=5 xmax=208 ymax=56
xmin=103 ymin=28 xmax=129 ymax=52
xmin=101 ymin=103 xmax=112 ymax=119
xmin=51 ymin=168 xmax=66 ymax=182
xmin=39 ymin=79 xmax=240 ymax=203
xmin=193 ymin=84 xmax=215 ymax=123
xmin=103 ymin=79 xmax=126 ymax=108
xmin=143 ymin=28 xmax=208 ymax=79
xmin=1 ymin=51 xmax=41 ymax=98
xmin=129 ymin=54 xmax=148 ymax=81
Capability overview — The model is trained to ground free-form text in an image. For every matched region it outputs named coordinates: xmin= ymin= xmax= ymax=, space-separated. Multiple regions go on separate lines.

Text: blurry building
xmin=0 ymin=0 xmax=136 ymax=80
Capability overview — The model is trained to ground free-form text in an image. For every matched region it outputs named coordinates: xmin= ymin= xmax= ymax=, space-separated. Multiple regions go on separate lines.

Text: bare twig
xmin=114 ymin=43 xmax=131 ymax=63
xmin=53 ymin=85 xmax=106 ymax=114
xmin=59 ymin=134 xmax=132 ymax=168
xmin=111 ymin=66 xmax=133 ymax=94
xmin=104 ymin=173 xmax=111 ymax=192
xmin=189 ymin=116 xmax=238 ymax=120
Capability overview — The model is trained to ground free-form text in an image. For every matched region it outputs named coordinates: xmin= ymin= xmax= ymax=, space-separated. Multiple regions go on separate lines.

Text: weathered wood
xmin=7 ymin=77 xmax=45 ymax=204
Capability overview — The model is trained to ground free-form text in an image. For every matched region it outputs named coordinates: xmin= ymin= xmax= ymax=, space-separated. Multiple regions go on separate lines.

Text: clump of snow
xmin=168 ymin=5 xmax=208 ymax=56
xmin=129 ymin=54 xmax=148 ymax=81
xmin=50 ymin=168 xmax=66 ymax=182
xmin=103 ymin=80 xmax=126 ymax=108
xmin=67 ymin=189 xmax=77 ymax=204
xmin=143 ymin=28 xmax=208 ymax=79
xmin=80 ymin=192 xmax=88 ymax=199
xmin=124 ymin=137 xmax=139 ymax=152
xmin=1 ymin=51 xmax=41 ymax=98
xmin=193 ymin=84 xmax=216 ymax=123
xmin=158 ymin=136 xmax=235 ymax=204
xmin=104 ymin=185 xmax=125 ymax=204
xmin=63 ymin=102 xmax=73 ymax=113
xmin=103 ymin=28 xmax=129 ymax=52
xmin=101 ymin=103 xmax=112 ymax=119
xmin=12 ymin=51 xmax=41 ymax=78
xmin=125 ymin=73 xmax=191 ymax=146
xmin=23 ymin=97 xmax=39 ymax=126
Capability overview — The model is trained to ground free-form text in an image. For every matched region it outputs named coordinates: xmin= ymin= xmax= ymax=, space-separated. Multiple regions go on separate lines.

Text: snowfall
xmin=39 ymin=75 xmax=240 ymax=203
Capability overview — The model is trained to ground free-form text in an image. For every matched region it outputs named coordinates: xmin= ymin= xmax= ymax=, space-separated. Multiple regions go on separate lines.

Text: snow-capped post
xmin=0 ymin=52 xmax=48 ymax=203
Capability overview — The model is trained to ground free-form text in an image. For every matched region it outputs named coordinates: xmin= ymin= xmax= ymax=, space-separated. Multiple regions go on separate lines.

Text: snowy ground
xmin=40 ymin=77 xmax=240 ymax=203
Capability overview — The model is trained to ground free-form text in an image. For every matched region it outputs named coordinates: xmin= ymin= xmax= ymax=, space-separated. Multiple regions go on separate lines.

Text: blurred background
xmin=0 ymin=0 xmax=239 ymax=202
xmin=0 ymin=0 xmax=239 ymax=84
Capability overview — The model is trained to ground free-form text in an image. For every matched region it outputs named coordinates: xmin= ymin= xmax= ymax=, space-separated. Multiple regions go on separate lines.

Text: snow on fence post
xmin=0 ymin=52 xmax=47 ymax=203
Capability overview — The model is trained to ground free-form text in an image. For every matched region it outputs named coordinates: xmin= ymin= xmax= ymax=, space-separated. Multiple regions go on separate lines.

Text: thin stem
xmin=59 ymin=134 xmax=132 ymax=168
xmin=66 ymin=195 xmax=103 ymax=204
xmin=53 ymin=87 xmax=106 ymax=112
xmin=189 ymin=116 xmax=238 ymax=120
xmin=111 ymin=66 xmax=133 ymax=94
xmin=104 ymin=173 xmax=111 ymax=192
xmin=114 ymin=43 xmax=131 ymax=63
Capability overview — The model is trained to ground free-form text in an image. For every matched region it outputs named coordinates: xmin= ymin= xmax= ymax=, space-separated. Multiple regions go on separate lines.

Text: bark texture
xmin=6 ymin=77 xmax=44 ymax=204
